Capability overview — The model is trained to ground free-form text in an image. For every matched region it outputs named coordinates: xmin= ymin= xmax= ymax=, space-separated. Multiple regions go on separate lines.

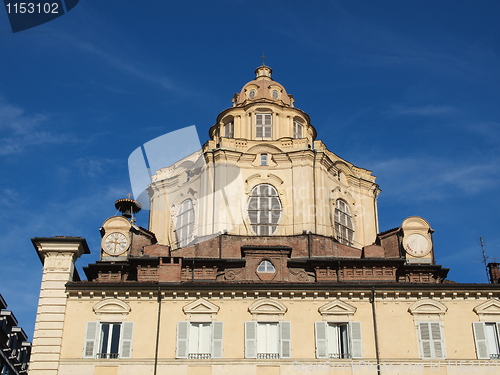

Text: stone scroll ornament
xmin=4 ymin=0 xmax=79 ymax=33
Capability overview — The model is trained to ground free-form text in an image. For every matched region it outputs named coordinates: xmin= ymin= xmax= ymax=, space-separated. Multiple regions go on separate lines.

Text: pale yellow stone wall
xmin=54 ymin=290 xmax=500 ymax=375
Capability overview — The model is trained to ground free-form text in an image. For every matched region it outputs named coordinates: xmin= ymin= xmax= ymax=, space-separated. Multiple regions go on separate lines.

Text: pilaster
xmin=29 ymin=237 xmax=89 ymax=375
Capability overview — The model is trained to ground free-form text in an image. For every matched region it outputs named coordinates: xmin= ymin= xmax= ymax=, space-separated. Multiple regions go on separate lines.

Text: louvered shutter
xmin=245 ymin=321 xmax=257 ymax=358
xmin=120 ymin=322 xmax=134 ymax=358
xmin=350 ymin=322 xmax=363 ymax=359
xmin=84 ymin=322 xmax=98 ymax=358
xmin=212 ymin=322 xmax=224 ymax=358
xmin=264 ymin=114 xmax=272 ymax=138
xmin=314 ymin=322 xmax=328 ymax=359
xmin=430 ymin=322 xmax=444 ymax=358
xmin=280 ymin=321 xmax=291 ymax=358
xmin=419 ymin=322 xmax=432 ymax=358
xmin=176 ymin=321 xmax=189 ymax=358
xmin=256 ymin=114 xmax=263 ymax=138
xmin=472 ymin=322 xmax=490 ymax=359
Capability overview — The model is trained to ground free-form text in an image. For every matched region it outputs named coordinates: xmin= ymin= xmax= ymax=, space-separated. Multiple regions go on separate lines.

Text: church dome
xmin=233 ymin=65 xmax=294 ymax=107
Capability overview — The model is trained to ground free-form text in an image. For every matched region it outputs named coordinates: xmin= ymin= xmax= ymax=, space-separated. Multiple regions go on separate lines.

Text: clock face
xmin=103 ymin=232 xmax=129 ymax=256
xmin=404 ymin=233 xmax=430 ymax=257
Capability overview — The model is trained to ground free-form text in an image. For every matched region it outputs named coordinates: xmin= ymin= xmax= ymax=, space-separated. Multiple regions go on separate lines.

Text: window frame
xmin=293 ymin=121 xmax=303 ymax=139
xmin=334 ymin=199 xmax=354 ymax=246
xmin=176 ymin=321 xmax=224 ymax=359
xmin=473 ymin=322 xmax=500 ymax=359
xmin=83 ymin=321 xmax=134 ymax=359
xmin=247 ymin=184 xmax=282 ymax=236
xmin=256 ymin=113 xmax=272 ymax=139
xmin=224 ymin=121 xmax=234 ymax=138
xmin=176 ymin=199 xmax=195 ymax=248
xmin=417 ymin=321 xmax=445 ymax=359
xmin=245 ymin=321 xmax=291 ymax=359
xmin=257 ymin=260 xmax=275 ymax=273
xmin=314 ymin=321 xmax=362 ymax=359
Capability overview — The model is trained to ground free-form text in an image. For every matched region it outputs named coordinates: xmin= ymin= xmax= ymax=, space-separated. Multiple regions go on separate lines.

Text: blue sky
xmin=1 ymin=1 xmax=499 ymax=339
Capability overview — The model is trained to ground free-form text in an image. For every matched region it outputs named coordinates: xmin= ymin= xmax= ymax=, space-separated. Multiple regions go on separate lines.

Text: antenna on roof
xmin=479 ymin=237 xmax=490 ymax=283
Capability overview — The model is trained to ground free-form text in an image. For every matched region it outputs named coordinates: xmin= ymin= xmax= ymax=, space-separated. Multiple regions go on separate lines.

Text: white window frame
xmin=247 ymin=184 xmax=281 ymax=236
xmin=176 ymin=321 xmax=223 ymax=359
xmin=315 ymin=322 xmax=362 ymax=359
xmin=224 ymin=121 xmax=234 ymax=138
xmin=245 ymin=321 xmax=291 ymax=359
xmin=257 ymin=260 xmax=275 ymax=273
xmin=176 ymin=199 xmax=195 ymax=248
xmin=256 ymin=113 xmax=272 ymax=138
xmin=84 ymin=322 xmax=133 ymax=359
xmin=293 ymin=121 xmax=303 ymax=139
xmin=261 ymin=153 xmax=268 ymax=166
xmin=473 ymin=322 xmax=500 ymax=359
xmin=418 ymin=322 xmax=445 ymax=359
xmin=334 ymin=199 xmax=354 ymax=246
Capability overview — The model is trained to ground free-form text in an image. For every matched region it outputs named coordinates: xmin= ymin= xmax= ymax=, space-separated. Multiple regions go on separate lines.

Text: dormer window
xmin=224 ymin=121 xmax=234 ymax=138
xmin=256 ymin=113 xmax=272 ymax=138
xmin=257 ymin=260 xmax=275 ymax=273
xmin=293 ymin=121 xmax=303 ymax=139
xmin=248 ymin=89 xmax=256 ymax=99
xmin=272 ymin=90 xmax=279 ymax=100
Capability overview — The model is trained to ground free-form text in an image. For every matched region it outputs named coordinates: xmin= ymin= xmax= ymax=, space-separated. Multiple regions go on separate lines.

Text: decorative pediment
xmin=408 ymin=299 xmax=447 ymax=320
xmin=318 ymin=300 xmax=356 ymax=321
xmin=182 ymin=298 xmax=219 ymax=321
xmin=473 ymin=299 xmax=500 ymax=321
xmin=93 ymin=298 xmax=131 ymax=319
xmin=248 ymin=298 xmax=287 ymax=320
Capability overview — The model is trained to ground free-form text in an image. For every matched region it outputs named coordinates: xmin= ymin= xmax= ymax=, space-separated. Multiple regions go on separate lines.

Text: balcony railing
xmin=96 ymin=353 xmax=120 ymax=359
xmin=257 ymin=353 xmax=279 ymax=359
xmin=188 ymin=353 xmax=211 ymax=359
xmin=490 ymin=354 xmax=500 ymax=360
xmin=329 ymin=353 xmax=351 ymax=359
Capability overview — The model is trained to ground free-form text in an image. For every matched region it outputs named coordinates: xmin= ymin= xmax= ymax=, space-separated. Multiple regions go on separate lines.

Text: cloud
xmin=372 ymin=156 xmax=500 ymax=200
xmin=386 ymin=105 xmax=458 ymax=117
xmin=0 ymin=98 xmax=73 ymax=155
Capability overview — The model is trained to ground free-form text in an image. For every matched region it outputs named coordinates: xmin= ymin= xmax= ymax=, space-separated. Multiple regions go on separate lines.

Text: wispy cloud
xmin=0 ymin=98 xmax=73 ymax=155
xmin=386 ymin=105 xmax=458 ymax=117
xmin=372 ymin=156 xmax=500 ymax=200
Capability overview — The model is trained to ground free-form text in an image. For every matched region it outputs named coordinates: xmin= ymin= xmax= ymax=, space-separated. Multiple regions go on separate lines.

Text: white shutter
xmin=280 ymin=321 xmax=291 ymax=358
xmin=212 ymin=322 xmax=224 ymax=358
xmin=245 ymin=321 xmax=257 ymax=358
xmin=83 ymin=322 xmax=98 ymax=358
xmin=314 ymin=322 xmax=328 ymax=359
xmin=473 ymin=322 xmax=490 ymax=359
xmin=419 ymin=322 xmax=432 ymax=358
xmin=120 ymin=322 xmax=134 ymax=358
xmin=256 ymin=114 xmax=263 ymax=138
xmin=176 ymin=321 xmax=189 ymax=358
xmin=350 ymin=322 xmax=363 ymax=359
xmin=430 ymin=322 xmax=444 ymax=359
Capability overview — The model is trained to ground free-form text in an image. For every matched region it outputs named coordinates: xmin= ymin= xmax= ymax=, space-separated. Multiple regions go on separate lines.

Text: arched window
xmin=334 ymin=200 xmax=354 ymax=246
xmin=257 ymin=260 xmax=275 ymax=273
xmin=176 ymin=199 xmax=195 ymax=247
xmin=248 ymin=184 xmax=281 ymax=235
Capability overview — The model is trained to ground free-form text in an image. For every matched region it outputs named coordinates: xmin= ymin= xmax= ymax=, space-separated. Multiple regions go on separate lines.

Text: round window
xmin=248 ymin=89 xmax=256 ymax=99
xmin=272 ymin=90 xmax=279 ymax=99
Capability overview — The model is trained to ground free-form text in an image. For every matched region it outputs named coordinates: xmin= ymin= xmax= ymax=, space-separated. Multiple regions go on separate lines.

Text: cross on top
xmin=127 ymin=193 xmax=133 ymax=199
xmin=261 ymin=53 xmax=266 ymax=66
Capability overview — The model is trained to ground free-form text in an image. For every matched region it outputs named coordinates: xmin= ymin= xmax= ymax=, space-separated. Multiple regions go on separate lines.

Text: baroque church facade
xmin=29 ymin=66 xmax=500 ymax=375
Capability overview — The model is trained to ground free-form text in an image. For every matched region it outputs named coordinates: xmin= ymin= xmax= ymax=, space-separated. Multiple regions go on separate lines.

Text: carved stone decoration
xmin=473 ymin=299 xmax=500 ymax=321
xmin=248 ymin=298 xmax=287 ymax=321
xmin=318 ymin=300 xmax=357 ymax=322
xmin=408 ymin=299 xmax=447 ymax=321
xmin=93 ymin=298 xmax=131 ymax=320
xmin=182 ymin=298 xmax=220 ymax=322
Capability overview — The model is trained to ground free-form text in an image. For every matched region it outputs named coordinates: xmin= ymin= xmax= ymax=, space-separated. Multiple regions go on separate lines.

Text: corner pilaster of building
xmin=29 ymin=237 xmax=90 ymax=375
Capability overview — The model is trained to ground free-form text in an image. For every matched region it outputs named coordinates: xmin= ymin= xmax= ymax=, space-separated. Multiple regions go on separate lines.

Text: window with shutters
xmin=176 ymin=199 xmax=195 ymax=248
xmin=224 ymin=121 xmax=234 ymax=138
xmin=256 ymin=113 xmax=272 ymax=138
xmin=334 ymin=199 xmax=354 ymax=246
xmin=418 ymin=322 xmax=445 ymax=359
xmin=248 ymin=184 xmax=281 ymax=235
xmin=245 ymin=321 xmax=291 ymax=359
xmin=83 ymin=322 xmax=133 ymax=359
xmin=473 ymin=322 xmax=500 ymax=359
xmin=293 ymin=121 xmax=303 ymax=139
xmin=176 ymin=321 xmax=223 ymax=359
xmin=314 ymin=322 xmax=362 ymax=359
